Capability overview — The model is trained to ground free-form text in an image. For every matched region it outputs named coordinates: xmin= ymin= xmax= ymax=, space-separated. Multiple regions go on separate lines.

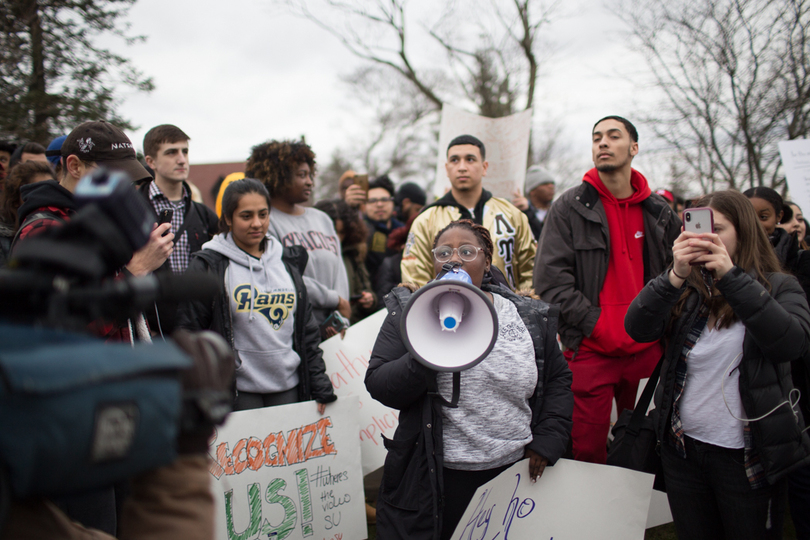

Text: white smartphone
xmin=683 ymin=207 xmax=714 ymax=235
xmin=683 ymin=207 xmax=714 ymax=265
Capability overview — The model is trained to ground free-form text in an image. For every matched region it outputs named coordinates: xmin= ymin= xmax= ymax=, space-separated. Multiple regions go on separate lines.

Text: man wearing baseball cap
xmin=16 ymin=121 xmax=173 ymax=276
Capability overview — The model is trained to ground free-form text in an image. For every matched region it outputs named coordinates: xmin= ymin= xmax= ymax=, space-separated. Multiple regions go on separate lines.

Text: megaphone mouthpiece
xmin=438 ymin=292 xmax=465 ymax=332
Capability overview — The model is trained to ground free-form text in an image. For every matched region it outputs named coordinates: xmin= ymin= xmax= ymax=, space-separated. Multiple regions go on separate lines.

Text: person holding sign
xmin=366 ymin=219 xmax=573 ymax=540
xmin=625 ymin=190 xmax=810 ymax=540
xmin=177 ymin=178 xmax=336 ymax=412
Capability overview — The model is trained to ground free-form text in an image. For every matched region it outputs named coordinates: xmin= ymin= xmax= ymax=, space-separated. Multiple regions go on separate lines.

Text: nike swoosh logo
xmin=634 ymin=231 xmax=644 ymax=239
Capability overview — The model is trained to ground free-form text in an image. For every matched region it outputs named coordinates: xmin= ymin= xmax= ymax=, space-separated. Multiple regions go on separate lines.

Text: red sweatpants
xmin=565 ymin=343 xmax=661 ymax=464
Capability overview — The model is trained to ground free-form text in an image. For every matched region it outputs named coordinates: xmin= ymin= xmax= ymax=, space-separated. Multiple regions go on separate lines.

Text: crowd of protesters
xmin=2 ymin=113 xmax=810 ymax=540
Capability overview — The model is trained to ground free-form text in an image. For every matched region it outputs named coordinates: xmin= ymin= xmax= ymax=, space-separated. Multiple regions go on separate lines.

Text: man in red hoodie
xmin=533 ymin=116 xmax=681 ymax=463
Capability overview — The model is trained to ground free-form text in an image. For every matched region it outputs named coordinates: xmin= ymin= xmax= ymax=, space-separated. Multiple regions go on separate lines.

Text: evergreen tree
xmin=0 ymin=0 xmax=153 ymax=144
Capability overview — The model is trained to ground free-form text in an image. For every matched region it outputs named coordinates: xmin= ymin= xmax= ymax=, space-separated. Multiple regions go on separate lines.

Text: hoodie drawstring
xmin=248 ymin=256 xmax=256 ymax=321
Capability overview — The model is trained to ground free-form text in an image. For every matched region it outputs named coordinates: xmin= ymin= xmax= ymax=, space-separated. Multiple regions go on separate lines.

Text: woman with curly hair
xmin=315 ymin=199 xmax=377 ymax=323
xmin=247 ymin=140 xmax=350 ymax=336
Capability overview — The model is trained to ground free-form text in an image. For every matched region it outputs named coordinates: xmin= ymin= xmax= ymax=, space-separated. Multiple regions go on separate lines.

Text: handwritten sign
xmin=320 ymin=309 xmax=397 ymax=476
xmin=434 ymin=104 xmax=533 ymax=200
xmin=779 ymin=139 xmax=810 ymax=215
xmin=450 ymin=458 xmax=654 ymax=540
xmin=209 ymin=397 xmax=366 ymax=540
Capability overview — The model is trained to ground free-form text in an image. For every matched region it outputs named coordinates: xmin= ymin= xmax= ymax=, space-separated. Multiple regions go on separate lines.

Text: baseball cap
xmin=62 ymin=121 xmax=151 ymax=182
xmin=655 ymin=189 xmax=674 ymax=203
xmin=45 ymin=135 xmax=67 ymax=167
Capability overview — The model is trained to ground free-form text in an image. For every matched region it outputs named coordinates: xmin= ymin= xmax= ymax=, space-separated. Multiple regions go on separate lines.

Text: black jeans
xmin=233 ymin=387 xmax=299 ymax=411
xmin=661 ymin=435 xmax=787 ymax=540
xmin=440 ymin=463 xmax=514 ymax=540
xmin=789 ymin=463 xmax=810 ymax=540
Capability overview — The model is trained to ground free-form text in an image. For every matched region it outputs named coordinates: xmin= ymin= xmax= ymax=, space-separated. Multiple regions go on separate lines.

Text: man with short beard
xmin=533 ymin=116 xmax=681 ymax=464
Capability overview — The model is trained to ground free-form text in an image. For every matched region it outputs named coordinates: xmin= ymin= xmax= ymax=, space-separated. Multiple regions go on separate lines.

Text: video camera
xmin=0 ymin=169 xmax=219 ymax=329
xmin=0 ymin=169 xmax=231 ymax=520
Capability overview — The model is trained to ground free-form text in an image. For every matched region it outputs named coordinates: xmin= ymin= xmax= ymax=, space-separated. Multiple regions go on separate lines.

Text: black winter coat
xmin=136 ymin=179 xmax=219 ymax=333
xmin=176 ymin=244 xmax=336 ymax=404
xmin=365 ymin=284 xmax=573 ymax=540
xmin=534 ymin=182 xmax=681 ymax=350
xmin=625 ymin=267 xmax=810 ymax=483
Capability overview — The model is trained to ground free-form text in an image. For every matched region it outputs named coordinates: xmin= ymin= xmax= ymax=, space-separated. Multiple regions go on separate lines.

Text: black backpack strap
xmin=625 ymin=353 xmax=664 ymax=435
xmin=11 ymin=210 xmax=67 ymax=250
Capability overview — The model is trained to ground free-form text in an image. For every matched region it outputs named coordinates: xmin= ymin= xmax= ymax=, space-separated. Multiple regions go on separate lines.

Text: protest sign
xmin=779 ymin=139 xmax=810 ymax=214
xmin=434 ymin=104 xmax=533 ymax=200
xmin=209 ymin=397 xmax=366 ymax=540
xmin=450 ymin=458 xmax=654 ymax=540
xmin=646 ymin=489 xmax=673 ymax=529
xmin=320 ymin=309 xmax=396 ymax=476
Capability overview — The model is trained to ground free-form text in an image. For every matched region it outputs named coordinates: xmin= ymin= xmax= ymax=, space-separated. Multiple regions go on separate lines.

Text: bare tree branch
xmin=621 ymin=0 xmax=810 ymax=193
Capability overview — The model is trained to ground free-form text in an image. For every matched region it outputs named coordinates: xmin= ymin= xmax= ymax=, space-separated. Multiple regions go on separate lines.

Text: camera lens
xmin=685 ymin=213 xmax=691 ymax=222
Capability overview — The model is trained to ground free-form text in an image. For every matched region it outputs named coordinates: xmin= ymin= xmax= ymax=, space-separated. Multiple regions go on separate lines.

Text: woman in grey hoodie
xmin=177 ymin=179 xmax=336 ymax=412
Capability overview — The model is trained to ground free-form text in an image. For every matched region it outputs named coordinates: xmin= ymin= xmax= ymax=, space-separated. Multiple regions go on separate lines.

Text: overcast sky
xmin=112 ymin=0 xmax=670 ymax=187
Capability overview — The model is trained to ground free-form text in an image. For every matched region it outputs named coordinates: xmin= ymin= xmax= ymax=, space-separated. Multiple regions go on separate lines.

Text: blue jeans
xmin=661 ymin=435 xmax=787 ymax=540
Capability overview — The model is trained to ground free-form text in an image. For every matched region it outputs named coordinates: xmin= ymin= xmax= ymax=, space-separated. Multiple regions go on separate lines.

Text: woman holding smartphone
xmin=625 ymin=190 xmax=810 ymax=539
xmin=177 ymin=178 xmax=336 ymax=412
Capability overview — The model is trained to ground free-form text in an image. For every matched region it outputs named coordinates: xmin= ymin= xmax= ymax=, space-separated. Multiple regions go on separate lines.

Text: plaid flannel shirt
xmin=148 ymin=181 xmax=190 ymax=274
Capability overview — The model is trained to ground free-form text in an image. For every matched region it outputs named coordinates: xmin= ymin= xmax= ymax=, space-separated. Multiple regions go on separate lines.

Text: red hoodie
xmin=579 ymin=168 xmax=657 ymax=356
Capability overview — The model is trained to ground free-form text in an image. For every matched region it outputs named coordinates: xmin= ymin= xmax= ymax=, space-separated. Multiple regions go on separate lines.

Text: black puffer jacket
xmin=365 ymin=284 xmax=573 ymax=540
xmin=176 ymin=244 xmax=336 ymax=404
xmin=771 ymin=227 xmax=799 ymax=272
xmin=625 ymin=267 xmax=810 ymax=483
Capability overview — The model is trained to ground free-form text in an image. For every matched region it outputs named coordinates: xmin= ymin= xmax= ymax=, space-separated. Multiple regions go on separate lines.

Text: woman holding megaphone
xmin=365 ymin=219 xmax=573 ymax=540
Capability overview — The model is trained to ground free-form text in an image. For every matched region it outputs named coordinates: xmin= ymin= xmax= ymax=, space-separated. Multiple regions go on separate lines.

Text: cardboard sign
xmin=320 ymin=309 xmax=399 ymax=476
xmin=209 ymin=398 xmax=366 ymax=540
xmin=434 ymin=104 xmax=533 ymax=200
xmin=450 ymin=458 xmax=654 ymax=540
xmin=779 ymin=139 xmax=810 ymax=215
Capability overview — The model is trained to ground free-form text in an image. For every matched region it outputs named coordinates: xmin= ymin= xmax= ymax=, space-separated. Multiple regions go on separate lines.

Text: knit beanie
xmin=524 ymin=165 xmax=555 ymax=196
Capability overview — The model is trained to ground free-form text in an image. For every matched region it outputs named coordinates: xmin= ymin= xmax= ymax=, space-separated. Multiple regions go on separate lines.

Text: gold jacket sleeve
xmin=513 ymin=209 xmax=537 ymax=290
xmin=400 ymin=210 xmax=437 ymax=288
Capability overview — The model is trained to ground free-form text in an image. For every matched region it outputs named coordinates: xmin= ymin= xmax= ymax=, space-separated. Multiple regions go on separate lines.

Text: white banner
xmin=450 ymin=458 xmax=654 ymax=540
xmin=779 ymin=139 xmax=810 ymax=215
xmin=209 ymin=397 xmax=366 ymax=540
xmin=434 ymin=105 xmax=533 ymax=200
xmin=320 ymin=309 xmax=398 ymax=476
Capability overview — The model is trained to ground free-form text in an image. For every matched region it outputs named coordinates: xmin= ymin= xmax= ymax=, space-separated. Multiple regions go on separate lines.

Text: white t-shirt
xmin=535 ymin=207 xmax=549 ymax=223
xmin=438 ymin=293 xmax=538 ymax=470
xmin=680 ymin=320 xmax=746 ymax=449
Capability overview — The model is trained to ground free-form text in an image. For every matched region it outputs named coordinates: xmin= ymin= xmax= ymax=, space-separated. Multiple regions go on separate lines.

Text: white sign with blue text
xmin=450 ymin=458 xmax=654 ymax=540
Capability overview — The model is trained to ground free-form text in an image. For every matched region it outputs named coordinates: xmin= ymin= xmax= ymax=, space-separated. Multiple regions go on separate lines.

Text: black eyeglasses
xmin=367 ymin=197 xmax=395 ymax=205
xmin=432 ymin=244 xmax=483 ymax=263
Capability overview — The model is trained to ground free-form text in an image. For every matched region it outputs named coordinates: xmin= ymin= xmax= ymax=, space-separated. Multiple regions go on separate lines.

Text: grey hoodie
xmin=267 ymin=207 xmax=350 ymax=323
xmin=203 ymin=233 xmax=301 ymax=393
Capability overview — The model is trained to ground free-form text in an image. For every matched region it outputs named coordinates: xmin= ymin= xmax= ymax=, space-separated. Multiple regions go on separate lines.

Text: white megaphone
xmin=400 ymin=265 xmax=498 ymax=372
